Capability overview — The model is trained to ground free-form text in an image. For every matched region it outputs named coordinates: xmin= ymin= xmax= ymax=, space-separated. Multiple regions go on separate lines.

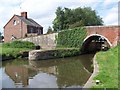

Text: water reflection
xmin=2 ymin=54 xmax=94 ymax=88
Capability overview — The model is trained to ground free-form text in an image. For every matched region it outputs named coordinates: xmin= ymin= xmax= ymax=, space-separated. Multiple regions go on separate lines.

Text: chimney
xmin=21 ymin=12 xmax=27 ymax=19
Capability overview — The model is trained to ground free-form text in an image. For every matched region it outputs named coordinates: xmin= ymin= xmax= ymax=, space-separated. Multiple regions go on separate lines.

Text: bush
xmin=3 ymin=41 xmax=35 ymax=49
xmin=56 ymin=27 xmax=87 ymax=48
xmin=52 ymin=48 xmax=80 ymax=58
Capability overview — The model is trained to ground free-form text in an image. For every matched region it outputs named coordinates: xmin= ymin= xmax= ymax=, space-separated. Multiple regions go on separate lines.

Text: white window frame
xmin=13 ymin=20 xmax=17 ymax=26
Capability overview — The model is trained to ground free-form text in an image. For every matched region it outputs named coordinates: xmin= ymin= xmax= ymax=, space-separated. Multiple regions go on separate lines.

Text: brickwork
xmin=4 ymin=12 xmax=43 ymax=42
xmin=4 ymin=15 xmax=26 ymax=42
xmin=85 ymin=26 xmax=119 ymax=47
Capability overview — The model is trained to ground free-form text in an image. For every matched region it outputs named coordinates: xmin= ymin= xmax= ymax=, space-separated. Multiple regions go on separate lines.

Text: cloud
xmin=0 ymin=0 xmax=119 ymax=34
xmin=103 ymin=0 xmax=119 ymax=7
xmin=0 ymin=0 xmax=22 ymax=6
xmin=19 ymin=0 xmax=100 ymax=33
xmin=103 ymin=6 xmax=118 ymax=25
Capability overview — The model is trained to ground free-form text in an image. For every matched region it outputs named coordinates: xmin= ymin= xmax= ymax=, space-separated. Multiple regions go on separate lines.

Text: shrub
xmin=56 ymin=27 xmax=87 ymax=48
xmin=3 ymin=41 xmax=35 ymax=49
xmin=52 ymin=48 xmax=80 ymax=58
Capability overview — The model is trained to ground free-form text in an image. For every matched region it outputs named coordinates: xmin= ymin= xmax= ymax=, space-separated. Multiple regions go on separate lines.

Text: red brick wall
xmin=4 ymin=15 xmax=27 ymax=42
xmin=85 ymin=26 xmax=119 ymax=47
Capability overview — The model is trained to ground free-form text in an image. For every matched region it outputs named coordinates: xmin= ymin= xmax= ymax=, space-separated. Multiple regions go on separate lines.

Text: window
xmin=30 ymin=28 xmax=33 ymax=33
xmin=13 ymin=20 xmax=17 ymax=26
xmin=28 ymin=28 xmax=33 ymax=33
xmin=28 ymin=27 xmax=36 ymax=33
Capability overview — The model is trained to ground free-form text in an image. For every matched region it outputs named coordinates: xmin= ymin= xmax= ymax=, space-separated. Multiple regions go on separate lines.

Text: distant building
xmin=4 ymin=12 xmax=43 ymax=42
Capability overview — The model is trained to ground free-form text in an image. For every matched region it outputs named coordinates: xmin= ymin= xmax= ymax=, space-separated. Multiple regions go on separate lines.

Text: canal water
xmin=1 ymin=54 xmax=94 ymax=88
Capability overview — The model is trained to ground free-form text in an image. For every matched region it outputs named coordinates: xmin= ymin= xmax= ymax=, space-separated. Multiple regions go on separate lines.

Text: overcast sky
xmin=0 ymin=0 xmax=119 ymax=34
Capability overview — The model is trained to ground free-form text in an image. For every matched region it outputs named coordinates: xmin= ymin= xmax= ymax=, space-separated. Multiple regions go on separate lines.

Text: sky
xmin=0 ymin=0 xmax=119 ymax=34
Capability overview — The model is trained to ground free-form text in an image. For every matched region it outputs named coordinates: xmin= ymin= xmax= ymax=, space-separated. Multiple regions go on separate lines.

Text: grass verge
xmin=91 ymin=44 xmax=119 ymax=89
xmin=0 ymin=41 xmax=36 ymax=60
xmin=1 ymin=47 xmax=31 ymax=59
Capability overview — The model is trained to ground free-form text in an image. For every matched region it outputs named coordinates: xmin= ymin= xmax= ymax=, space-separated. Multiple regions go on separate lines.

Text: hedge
xmin=3 ymin=41 xmax=36 ymax=49
xmin=56 ymin=27 xmax=87 ymax=48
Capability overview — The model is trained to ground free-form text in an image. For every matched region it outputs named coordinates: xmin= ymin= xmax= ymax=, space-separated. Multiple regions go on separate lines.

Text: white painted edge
xmin=83 ymin=34 xmax=112 ymax=47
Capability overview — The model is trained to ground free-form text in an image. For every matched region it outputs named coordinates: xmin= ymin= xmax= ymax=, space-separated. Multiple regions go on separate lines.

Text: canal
xmin=1 ymin=54 xmax=94 ymax=88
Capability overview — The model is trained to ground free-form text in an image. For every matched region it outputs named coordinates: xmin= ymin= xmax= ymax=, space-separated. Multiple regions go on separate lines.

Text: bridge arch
xmin=81 ymin=34 xmax=112 ymax=53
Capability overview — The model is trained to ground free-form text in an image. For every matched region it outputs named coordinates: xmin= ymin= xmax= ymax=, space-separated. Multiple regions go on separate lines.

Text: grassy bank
xmin=1 ymin=47 xmax=31 ymax=58
xmin=0 ymin=41 xmax=36 ymax=59
xmin=91 ymin=44 xmax=119 ymax=89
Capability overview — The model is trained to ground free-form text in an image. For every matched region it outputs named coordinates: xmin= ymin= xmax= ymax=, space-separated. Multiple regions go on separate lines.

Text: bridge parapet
xmin=20 ymin=33 xmax=58 ymax=49
xmin=85 ymin=25 xmax=119 ymax=47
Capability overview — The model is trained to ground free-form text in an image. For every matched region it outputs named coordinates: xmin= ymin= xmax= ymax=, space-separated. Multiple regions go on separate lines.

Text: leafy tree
xmin=0 ymin=32 xmax=2 ymax=36
xmin=53 ymin=7 xmax=103 ymax=31
xmin=0 ymin=32 xmax=3 ymax=40
xmin=47 ymin=26 xmax=53 ymax=34
xmin=53 ymin=7 xmax=65 ymax=31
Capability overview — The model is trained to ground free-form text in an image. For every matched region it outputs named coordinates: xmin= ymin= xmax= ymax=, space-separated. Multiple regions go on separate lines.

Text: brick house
xmin=4 ymin=12 xmax=43 ymax=42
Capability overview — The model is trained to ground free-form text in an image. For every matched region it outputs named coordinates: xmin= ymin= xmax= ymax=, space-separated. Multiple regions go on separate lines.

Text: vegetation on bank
xmin=56 ymin=27 xmax=87 ymax=48
xmin=2 ymin=41 xmax=35 ymax=49
xmin=91 ymin=44 xmax=119 ymax=89
xmin=51 ymin=48 xmax=80 ymax=58
xmin=31 ymin=48 xmax=80 ymax=60
xmin=1 ymin=41 xmax=36 ymax=59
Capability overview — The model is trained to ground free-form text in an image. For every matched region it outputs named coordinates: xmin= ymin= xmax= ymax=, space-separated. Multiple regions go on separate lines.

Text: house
xmin=4 ymin=12 xmax=43 ymax=42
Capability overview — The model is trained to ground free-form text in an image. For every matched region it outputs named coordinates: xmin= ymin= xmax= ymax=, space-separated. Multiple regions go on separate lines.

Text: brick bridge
xmin=21 ymin=25 xmax=119 ymax=49
xmin=84 ymin=26 xmax=119 ymax=46
xmin=82 ymin=26 xmax=119 ymax=52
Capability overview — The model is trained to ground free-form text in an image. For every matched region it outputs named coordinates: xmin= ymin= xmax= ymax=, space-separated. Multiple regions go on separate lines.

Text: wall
xmin=21 ymin=33 xmax=58 ymax=49
xmin=4 ymin=15 xmax=27 ymax=42
xmin=20 ymin=26 xmax=119 ymax=49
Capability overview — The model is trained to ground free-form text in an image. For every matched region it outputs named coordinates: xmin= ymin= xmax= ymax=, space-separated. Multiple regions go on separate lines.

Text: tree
xmin=53 ymin=7 xmax=65 ymax=32
xmin=47 ymin=26 xmax=53 ymax=34
xmin=82 ymin=7 xmax=103 ymax=26
xmin=53 ymin=7 xmax=103 ymax=31
xmin=0 ymin=32 xmax=4 ymax=42
xmin=0 ymin=32 xmax=2 ymax=36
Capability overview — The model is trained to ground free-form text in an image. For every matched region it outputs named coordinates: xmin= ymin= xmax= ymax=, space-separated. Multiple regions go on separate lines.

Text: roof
xmin=16 ymin=15 xmax=42 ymax=27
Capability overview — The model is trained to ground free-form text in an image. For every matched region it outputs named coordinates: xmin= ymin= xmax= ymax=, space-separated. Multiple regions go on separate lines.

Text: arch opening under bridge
xmin=81 ymin=34 xmax=112 ymax=53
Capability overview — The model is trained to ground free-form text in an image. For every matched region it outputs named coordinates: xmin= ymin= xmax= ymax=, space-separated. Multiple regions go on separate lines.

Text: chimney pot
xmin=21 ymin=12 xmax=27 ymax=19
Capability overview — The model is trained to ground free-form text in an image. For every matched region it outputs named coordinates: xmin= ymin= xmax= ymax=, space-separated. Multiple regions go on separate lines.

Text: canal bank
xmin=84 ymin=44 xmax=119 ymax=89
xmin=29 ymin=48 xmax=80 ymax=60
xmin=0 ymin=41 xmax=36 ymax=61
xmin=91 ymin=44 xmax=119 ymax=88
xmin=83 ymin=55 xmax=99 ymax=88
xmin=2 ymin=45 xmax=118 ymax=89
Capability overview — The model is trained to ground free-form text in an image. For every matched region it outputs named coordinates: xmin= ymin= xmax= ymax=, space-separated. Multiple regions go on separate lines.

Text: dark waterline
xmin=1 ymin=54 xmax=94 ymax=88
